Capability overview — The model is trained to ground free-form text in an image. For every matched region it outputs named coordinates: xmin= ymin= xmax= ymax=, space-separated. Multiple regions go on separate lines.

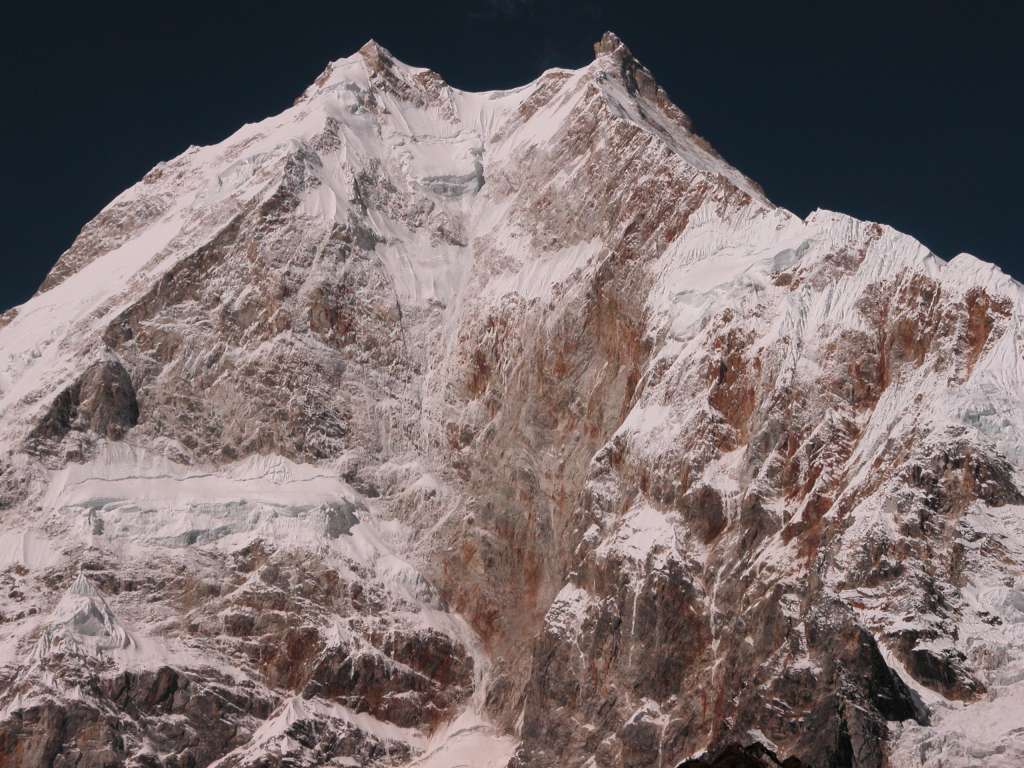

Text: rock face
xmin=0 ymin=30 xmax=1023 ymax=768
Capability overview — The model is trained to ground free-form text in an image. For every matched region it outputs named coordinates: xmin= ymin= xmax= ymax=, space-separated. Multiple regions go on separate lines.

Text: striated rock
xmin=28 ymin=358 xmax=138 ymax=452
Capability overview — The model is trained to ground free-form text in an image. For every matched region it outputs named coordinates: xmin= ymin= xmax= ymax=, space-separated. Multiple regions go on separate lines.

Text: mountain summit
xmin=0 ymin=33 xmax=1022 ymax=768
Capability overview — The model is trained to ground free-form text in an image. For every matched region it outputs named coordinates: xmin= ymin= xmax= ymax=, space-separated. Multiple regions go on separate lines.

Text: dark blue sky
xmin=1 ymin=1 xmax=1021 ymax=311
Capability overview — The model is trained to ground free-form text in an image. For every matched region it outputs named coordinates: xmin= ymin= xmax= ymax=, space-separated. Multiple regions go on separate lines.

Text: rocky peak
xmin=357 ymin=38 xmax=395 ymax=73
xmin=593 ymin=30 xmax=631 ymax=59
xmin=593 ymin=30 xmax=659 ymax=101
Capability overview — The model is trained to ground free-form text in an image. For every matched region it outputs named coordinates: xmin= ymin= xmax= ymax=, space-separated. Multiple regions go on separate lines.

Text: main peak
xmin=592 ymin=31 xmax=660 ymax=103
xmin=358 ymin=38 xmax=397 ymax=72
xmin=593 ymin=31 xmax=633 ymax=60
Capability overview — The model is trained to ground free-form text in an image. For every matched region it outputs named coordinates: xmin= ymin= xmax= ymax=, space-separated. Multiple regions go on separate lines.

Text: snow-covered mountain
xmin=1 ymin=32 xmax=1022 ymax=767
